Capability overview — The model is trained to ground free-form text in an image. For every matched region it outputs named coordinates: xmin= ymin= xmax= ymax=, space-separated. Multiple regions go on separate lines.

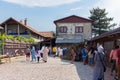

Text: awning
xmin=56 ymin=38 xmax=83 ymax=43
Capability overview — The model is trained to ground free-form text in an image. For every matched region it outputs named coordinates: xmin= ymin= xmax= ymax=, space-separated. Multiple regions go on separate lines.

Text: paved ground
xmin=0 ymin=56 xmax=114 ymax=80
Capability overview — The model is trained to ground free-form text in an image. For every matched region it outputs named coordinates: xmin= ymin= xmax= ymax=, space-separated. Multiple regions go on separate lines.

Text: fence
xmin=2 ymin=39 xmax=31 ymax=57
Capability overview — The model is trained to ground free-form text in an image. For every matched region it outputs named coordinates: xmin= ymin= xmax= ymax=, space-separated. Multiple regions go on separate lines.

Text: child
xmin=36 ymin=49 xmax=41 ymax=63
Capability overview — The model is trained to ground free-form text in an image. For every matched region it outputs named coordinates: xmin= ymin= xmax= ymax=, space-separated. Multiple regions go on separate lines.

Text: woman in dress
xmin=43 ymin=47 xmax=49 ymax=62
xmin=93 ymin=45 xmax=106 ymax=80
xmin=31 ymin=46 xmax=36 ymax=62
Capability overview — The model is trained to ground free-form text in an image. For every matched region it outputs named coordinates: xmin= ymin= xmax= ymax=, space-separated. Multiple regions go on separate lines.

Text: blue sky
xmin=0 ymin=0 xmax=120 ymax=32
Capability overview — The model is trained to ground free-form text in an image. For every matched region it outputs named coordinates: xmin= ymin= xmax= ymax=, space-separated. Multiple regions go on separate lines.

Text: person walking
xmin=41 ymin=45 xmax=45 ymax=58
xmin=70 ymin=48 xmax=76 ymax=64
xmin=81 ymin=45 xmax=88 ymax=65
xmin=58 ymin=47 xmax=63 ymax=59
xmin=31 ymin=46 xmax=36 ymax=62
xmin=93 ymin=45 xmax=106 ymax=80
xmin=25 ymin=46 xmax=31 ymax=62
xmin=36 ymin=49 xmax=41 ymax=63
xmin=54 ymin=47 xmax=59 ymax=57
xmin=76 ymin=48 xmax=82 ymax=61
xmin=88 ymin=47 xmax=94 ymax=66
xmin=43 ymin=47 xmax=49 ymax=62
xmin=116 ymin=46 xmax=120 ymax=80
xmin=109 ymin=46 xmax=119 ymax=76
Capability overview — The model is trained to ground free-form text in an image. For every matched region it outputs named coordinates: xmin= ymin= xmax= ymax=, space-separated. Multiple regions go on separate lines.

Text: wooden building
xmin=0 ymin=17 xmax=45 ymax=42
xmin=91 ymin=27 xmax=120 ymax=66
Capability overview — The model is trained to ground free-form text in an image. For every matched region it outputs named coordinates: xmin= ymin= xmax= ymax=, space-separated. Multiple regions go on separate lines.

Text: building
xmin=91 ymin=26 xmax=120 ymax=66
xmin=39 ymin=31 xmax=54 ymax=38
xmin=54 ymin=15 xmax=92 ymax=46
xmin=0 ymin=17 xmax=45 ymax=42
xmin=39 ymin=31 xmax=55 ymax=48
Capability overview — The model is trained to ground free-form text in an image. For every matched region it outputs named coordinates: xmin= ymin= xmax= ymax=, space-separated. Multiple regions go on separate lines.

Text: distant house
xmin=54 ymin=15 xmax=92 ymax=46
xmin=39 ymin=31 xmax=55 ymax=47
xmin=39 ymin=31 xmax=54 ymax=38
xmin=0 ymin=17 xmax=45 ymax=42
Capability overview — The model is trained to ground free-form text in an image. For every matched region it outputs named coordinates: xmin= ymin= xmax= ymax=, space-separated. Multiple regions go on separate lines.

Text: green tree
xmin=89 ymin=7 xmax=116 ymax=36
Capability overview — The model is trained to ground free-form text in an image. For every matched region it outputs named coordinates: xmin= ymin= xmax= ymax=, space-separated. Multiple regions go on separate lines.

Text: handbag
xmin=98 ymin=52 xmax=106 ymax=72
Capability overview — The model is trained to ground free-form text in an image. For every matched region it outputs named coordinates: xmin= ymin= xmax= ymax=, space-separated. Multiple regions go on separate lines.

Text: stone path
xmin=0 ymin=56 xmax=114 ymax=80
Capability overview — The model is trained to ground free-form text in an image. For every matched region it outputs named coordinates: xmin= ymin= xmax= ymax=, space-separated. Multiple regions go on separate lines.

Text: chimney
xmin=24 ymin=18 xmax=27 ymax=25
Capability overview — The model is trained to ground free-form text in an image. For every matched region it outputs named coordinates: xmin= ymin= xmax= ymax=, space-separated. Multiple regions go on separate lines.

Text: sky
xmin=0 ymin=0 xmax=120 ymax=32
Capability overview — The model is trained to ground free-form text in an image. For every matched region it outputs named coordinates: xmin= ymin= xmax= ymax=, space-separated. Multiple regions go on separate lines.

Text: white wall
xmin=56 ymin=22 xmax=92 ymax=40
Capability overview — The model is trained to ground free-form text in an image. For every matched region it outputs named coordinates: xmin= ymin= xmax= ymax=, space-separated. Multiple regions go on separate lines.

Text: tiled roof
xmin=91 ymin=27 xmax=120 ymax=41
xmin=1 ymin=17 xmax=44 ymax=37
xmin=54 ymin=15 xmax=93 ymax=24
xmin=39 ymin=32 xmax=54 ymax=38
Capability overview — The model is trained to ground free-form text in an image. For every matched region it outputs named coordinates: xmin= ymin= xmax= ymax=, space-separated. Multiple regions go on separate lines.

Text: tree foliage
xmin=89 ymin=7 xmax=116 ymax=36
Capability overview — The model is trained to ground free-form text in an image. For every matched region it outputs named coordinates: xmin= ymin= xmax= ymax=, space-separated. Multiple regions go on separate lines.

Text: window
xmin=7 ymin=29 xmax=12 ymax=34
xmin=75 ymin=26 xmax=83 ymax=33
xmin=59 ymin=26 xmax=67 ymax=33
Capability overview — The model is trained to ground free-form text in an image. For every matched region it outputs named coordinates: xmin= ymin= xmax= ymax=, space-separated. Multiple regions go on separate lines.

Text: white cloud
xmin=94 ymin=0 xmax=120 ymax=26
xmin=2 ymin=0 xmax=81 ymax=7
xmin=70 ymin=7 xmax=82 ymax=11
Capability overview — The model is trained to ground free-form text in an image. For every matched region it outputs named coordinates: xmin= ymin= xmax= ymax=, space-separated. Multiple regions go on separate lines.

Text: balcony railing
xmin=8 ymin=32 xmax=28 ymax=35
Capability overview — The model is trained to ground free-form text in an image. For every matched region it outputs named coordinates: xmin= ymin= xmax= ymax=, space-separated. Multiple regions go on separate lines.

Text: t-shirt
xmin=36 ymin=50 xmax=41 ymax=57
xmin=81 ymin=48 xmax=87 ymax=56
xmin=110 ymin=49 xmax=118 ymax=60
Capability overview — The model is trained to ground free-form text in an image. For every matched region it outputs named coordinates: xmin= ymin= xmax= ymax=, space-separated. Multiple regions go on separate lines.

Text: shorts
xmin=82 ymin=56 xmax=87 ymax=61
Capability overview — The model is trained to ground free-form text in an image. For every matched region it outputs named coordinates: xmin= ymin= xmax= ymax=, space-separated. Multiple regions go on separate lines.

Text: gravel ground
xmin=0 ymin=56 xmax=114 ymax=80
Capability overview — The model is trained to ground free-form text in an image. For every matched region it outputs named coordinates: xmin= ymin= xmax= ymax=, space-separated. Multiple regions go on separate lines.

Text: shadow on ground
xmin=60 ymin=58 xmax=114 ymax=80
xmin=60 ymin=58 xmax=93 ymax=80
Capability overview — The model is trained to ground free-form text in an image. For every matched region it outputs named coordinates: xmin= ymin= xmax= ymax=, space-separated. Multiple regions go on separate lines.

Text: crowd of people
xmin=24 ymin=44 xmax=120 ymax=80
xmin=25 ymin=45 xmax=49 ymax=63
xmin=109 ymin=45 xmax=120 ymax=80
xmin=80 ymin=44 xmax=120 ymax=80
